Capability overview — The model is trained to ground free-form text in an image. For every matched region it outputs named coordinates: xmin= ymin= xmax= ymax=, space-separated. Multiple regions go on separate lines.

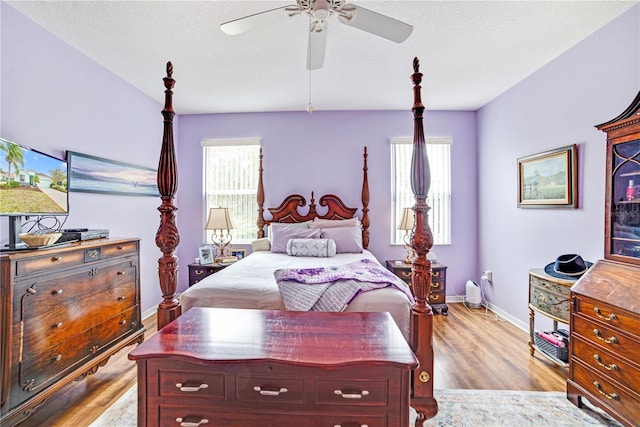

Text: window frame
xmin=201 ymin=138 xmax=261 ymax=245
xmin=390 ymin=137 xmax=452 ymax=246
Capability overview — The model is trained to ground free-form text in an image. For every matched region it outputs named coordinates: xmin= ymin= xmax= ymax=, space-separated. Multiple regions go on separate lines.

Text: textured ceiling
xmin=6 ymin=0 xmax=638 ymax=114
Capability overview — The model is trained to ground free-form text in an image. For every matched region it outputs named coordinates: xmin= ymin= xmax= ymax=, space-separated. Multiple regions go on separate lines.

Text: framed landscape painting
xmin=517 ymin=145 xmax=578 ymax=208
xmin=67 ymin=151 xmax=160 ymax=196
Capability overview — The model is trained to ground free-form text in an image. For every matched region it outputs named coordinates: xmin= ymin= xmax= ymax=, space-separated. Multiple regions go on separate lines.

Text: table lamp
xmin=205 ymin=207 xmax=234 ymax=261
xmin=397 ymin=207 xmax=415 ymax=264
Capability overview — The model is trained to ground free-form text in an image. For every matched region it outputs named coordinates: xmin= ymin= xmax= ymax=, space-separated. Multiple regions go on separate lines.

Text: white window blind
xmin=202 ymin=139 xmax=261 ymax=243
xmin=390 ymin=137 xmax=452 ymax=245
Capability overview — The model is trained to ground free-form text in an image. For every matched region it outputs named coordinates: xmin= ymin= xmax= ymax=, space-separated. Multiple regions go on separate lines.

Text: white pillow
xmin=320 ymin=227 xmax=363 ymax=253
xmin=271 ymin=227 xmax=321 ymax=253
xmin=251 ymin=238 xmax=270 ymax=252
xmin=308 ymin=217 xmax=360 ymax=229
xmin=286 ymin=238 xmax=336 ymax=257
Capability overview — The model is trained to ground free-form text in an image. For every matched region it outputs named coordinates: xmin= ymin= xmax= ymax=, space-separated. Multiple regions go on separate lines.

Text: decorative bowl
xmin=19 ymin=232 xmax=62 ymax=247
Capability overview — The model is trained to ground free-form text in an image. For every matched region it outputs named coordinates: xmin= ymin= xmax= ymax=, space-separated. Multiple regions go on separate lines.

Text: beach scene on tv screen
xmin=0 ymin=138 xmax=68 ymax=214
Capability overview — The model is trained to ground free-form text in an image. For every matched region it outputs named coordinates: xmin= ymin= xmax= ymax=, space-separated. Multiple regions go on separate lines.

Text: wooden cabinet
xmin=528 ymin=268 xmax=574 ymax=366
xmin=0 ymin=238 xmax=145 ymax=426
xmin=567 ymin=260 xmax=640 ymax=427
xmin=596 ymin=91 xmax=640 ymax=266
xmin=386 ymin=260 xmax=448 ymax=315
xmin=129 ymin=307 xmax=417 ymax=427
xmin=566 ymin=92 xmax=640 ymax=426
xmin=187 ymin=262 xmax=227 ymax=286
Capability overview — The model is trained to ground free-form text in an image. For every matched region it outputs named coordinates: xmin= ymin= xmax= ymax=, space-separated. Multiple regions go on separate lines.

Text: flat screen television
xmin=0 ymin=136 xmax=69 ymax=249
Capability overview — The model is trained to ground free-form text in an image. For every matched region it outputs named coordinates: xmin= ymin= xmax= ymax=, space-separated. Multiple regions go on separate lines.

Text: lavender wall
xmin=477 ymin=5 xmax=640 ymax=330
xmin=1 ymin=3 xmax=167 ymax=312
xmin=176 ymin=110 xmax=478 ymax=295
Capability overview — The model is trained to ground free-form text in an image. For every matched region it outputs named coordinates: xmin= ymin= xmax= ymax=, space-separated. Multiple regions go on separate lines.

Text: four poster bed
xmin=153 ymin=58 xmax=438 ymax=425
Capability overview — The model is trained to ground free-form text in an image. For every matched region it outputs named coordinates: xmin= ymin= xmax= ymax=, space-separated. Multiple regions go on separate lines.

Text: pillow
xmin=286 ymin=238 xmax=336 ymax=257
xmin=308 ymin=217 xmax=360 ymax=229
xmin=271 ymin=227 xmax=321 ymax=253
xmin=251 ymin=238 xmax=270 ymax=252
xmin=320 ymin=227 xmax=363 ymax=253
xmin=267 ymin=222 xmax=311 ymax=243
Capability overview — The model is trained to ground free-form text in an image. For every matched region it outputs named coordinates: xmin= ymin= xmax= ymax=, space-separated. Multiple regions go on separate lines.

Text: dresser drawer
xmin=572 ymin=361 xmax=640 ymax=423
xmin=236 ymin=374 xmax=305 ymax=404
xmin=101 ymin=240 xmax=138 ymax=258
xmin=157 ymin=368 xmax=226 ymax=400
xmin=316 ymin=377 xmax=388 ymax=406
xmin=15 ymin=249 xmax=86 ymax=276
xmin=157 ymin=405 xmax=388 ymax=427
xmin=573 ymin=315 xmax=640 ymax=361
xmin=396 ymin=268 xmax=412 ymax=284
xmin=529 ymin=277 xmax=571 ymax=322
xmin=572 ymin=335 xmax=640 ymax=387
xmin=11 ymin=306 xmax=140 ymax=406
xmin=429 ymin=289 xmax=446 ymax=305
xmin=575 ymin=297 xmax=640 ymax=337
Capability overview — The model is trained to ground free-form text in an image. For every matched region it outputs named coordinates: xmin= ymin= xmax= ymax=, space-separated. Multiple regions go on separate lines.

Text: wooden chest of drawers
xmin=129 ymin=307 xmax=417 ymax=427
xmin=567 ymin=260 xmax=640 ymax=427
xmin=386 ymin=260 xmax=448 ymax=315
xmin=0 ymin=238 xmax=146 ymax=426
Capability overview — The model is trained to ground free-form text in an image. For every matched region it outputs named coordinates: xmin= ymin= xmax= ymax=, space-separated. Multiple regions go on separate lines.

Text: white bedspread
xmin=180 ymin=250 xmax=412 ymax=340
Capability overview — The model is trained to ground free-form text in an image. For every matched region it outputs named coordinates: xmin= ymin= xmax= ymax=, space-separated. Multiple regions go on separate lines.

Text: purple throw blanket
xmin=274 ymin=259 xmax=415 ymax=312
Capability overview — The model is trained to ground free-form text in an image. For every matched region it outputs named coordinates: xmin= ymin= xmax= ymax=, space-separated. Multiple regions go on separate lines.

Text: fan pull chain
xmin=307 ymin=69 xmax=313 ymax=114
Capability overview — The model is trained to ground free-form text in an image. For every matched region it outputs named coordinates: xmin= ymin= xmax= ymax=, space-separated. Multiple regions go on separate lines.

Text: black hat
xmin=544 ymin=254 xmax=593 ymax=280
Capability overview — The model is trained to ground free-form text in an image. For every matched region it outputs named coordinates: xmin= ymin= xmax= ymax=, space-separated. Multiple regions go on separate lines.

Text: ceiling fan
xmin=220 ymin=0 xmax=413 ymax=70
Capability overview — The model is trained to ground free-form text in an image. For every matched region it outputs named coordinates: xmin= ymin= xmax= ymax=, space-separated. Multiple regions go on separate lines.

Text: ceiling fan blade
xmin=338 ymin=5 xmax=413 ymax=43
xmin=307 ymin=27 xmax=328 ymax=70
xmin=220 ymin=6 xmax=294 ymax=35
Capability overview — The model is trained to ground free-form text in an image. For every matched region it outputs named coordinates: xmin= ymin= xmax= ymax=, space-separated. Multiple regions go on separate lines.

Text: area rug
xmin=89 ymin=386 xmax=622 ymax=426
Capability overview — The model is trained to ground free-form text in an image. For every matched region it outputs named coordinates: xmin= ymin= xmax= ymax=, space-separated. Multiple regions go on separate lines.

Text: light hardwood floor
xmin=17 ymin=303 xmax=568 ymax=426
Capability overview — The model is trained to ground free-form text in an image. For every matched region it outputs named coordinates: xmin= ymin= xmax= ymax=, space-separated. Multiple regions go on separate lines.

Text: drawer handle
xmin=593 ymin=381 xmax=620 ymax=401
xmin=117 ymin=245 xmax=125 ymax=250
xmin=400 ymin=271 xmax=412 ymax=278
xmin=334 ymin=389 xmax=369 ymax=399
xmin=195 ymin=269 xmax=206 ymax=276
xmin=430 ymin=282 xmax=440 ymax=289
xmin=52 ymin=289 xmax=63 ymax=295
xmin=430 ymin=294 xmax=439 ymax=301
xmin=53 ymin=354 xmax=62 ymax=362
xmin=176 ymin=383 xmax=209 ymax=392
xmin=593 ymin=354 xmax=619 ymax=371
xmin=117 ymin=270 xmax=126 ymax=275
xmin=253 ymin=386 xmax=288 ymax=396
xmin=51 ymin=256 xmax=62 ymax=262
xmin=27 ymin=287 xmax=37 ymax=295
xmin=117 ymin=296 xmax=126 ymax=301
xmin=432 ymin=271 xmax=439 ymax=278
xmin=119 ymin=319 xmax=127 ymax=326
xmin=594 ymin=307 xmax=617 ymax=321
xmin=334 ymin=424 xmax=369 ymax=427
xmin=54 ymin=321 xmax=63 ymax=329
xmin=593 ymin=329 xmax=618 ymax=344
xmin=175 ymin=417 xmax=209 ymax=427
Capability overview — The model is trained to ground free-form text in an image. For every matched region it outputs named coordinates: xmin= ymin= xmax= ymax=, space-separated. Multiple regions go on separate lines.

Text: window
xmin=390 ymin=137 xmax=451 ymax=245
xmin=202 ymin=139 xmax=261 ymax=244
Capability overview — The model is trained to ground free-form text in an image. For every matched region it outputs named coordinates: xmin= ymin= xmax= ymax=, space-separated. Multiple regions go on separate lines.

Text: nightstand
xmin=386 ymin=260 xmax=448 ymax=315
xmin=188 ymin=262 xmax=227 ymax=287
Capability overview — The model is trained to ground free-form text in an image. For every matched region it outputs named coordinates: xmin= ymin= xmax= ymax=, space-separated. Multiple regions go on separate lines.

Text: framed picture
xmin=67 ymin=151 xmax=160 ymax=196
xmin=198 ymin=246 xmax=214 ymax=265
xmin=231 ymin=249 xmax=246 ymax=260
xmin=517 ymin=144 xmax=578 ymax=208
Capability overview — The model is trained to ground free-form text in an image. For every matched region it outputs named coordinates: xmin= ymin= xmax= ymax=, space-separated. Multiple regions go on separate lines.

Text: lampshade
xmin=397 ymin=207 xmax=414 ymax=231
xmin=205 ymin=207 xmax=234 ymax=231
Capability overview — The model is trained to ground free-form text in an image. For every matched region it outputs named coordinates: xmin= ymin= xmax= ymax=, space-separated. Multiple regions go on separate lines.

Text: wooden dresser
xmin=129 ymin=307 xmax=418 ymax=427
xmin=386 ymin=260 xmax=448 ymax=315
xmin=567 ymin=260 xmax=640 ymax=427
xmin=0 ymin=238 xmax=145 ymax=426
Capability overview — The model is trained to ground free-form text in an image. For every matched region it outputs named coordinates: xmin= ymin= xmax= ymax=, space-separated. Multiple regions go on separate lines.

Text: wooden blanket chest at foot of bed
xmin=0 ymin=238 xmax=146 ymax=426
xmin=129 ymin=307 xmax=418 ymax=427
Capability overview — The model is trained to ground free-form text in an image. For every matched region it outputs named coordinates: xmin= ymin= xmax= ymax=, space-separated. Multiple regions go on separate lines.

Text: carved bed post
xmin=361 ymin=147 xmax=370 ymax=249
xmin=257 ymin=147 xmax=265 ymax=238
xmin=156 ymin=61 xmax=181 ymax=330
xmin=409 ymin=57 xmax=438 ymax=425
